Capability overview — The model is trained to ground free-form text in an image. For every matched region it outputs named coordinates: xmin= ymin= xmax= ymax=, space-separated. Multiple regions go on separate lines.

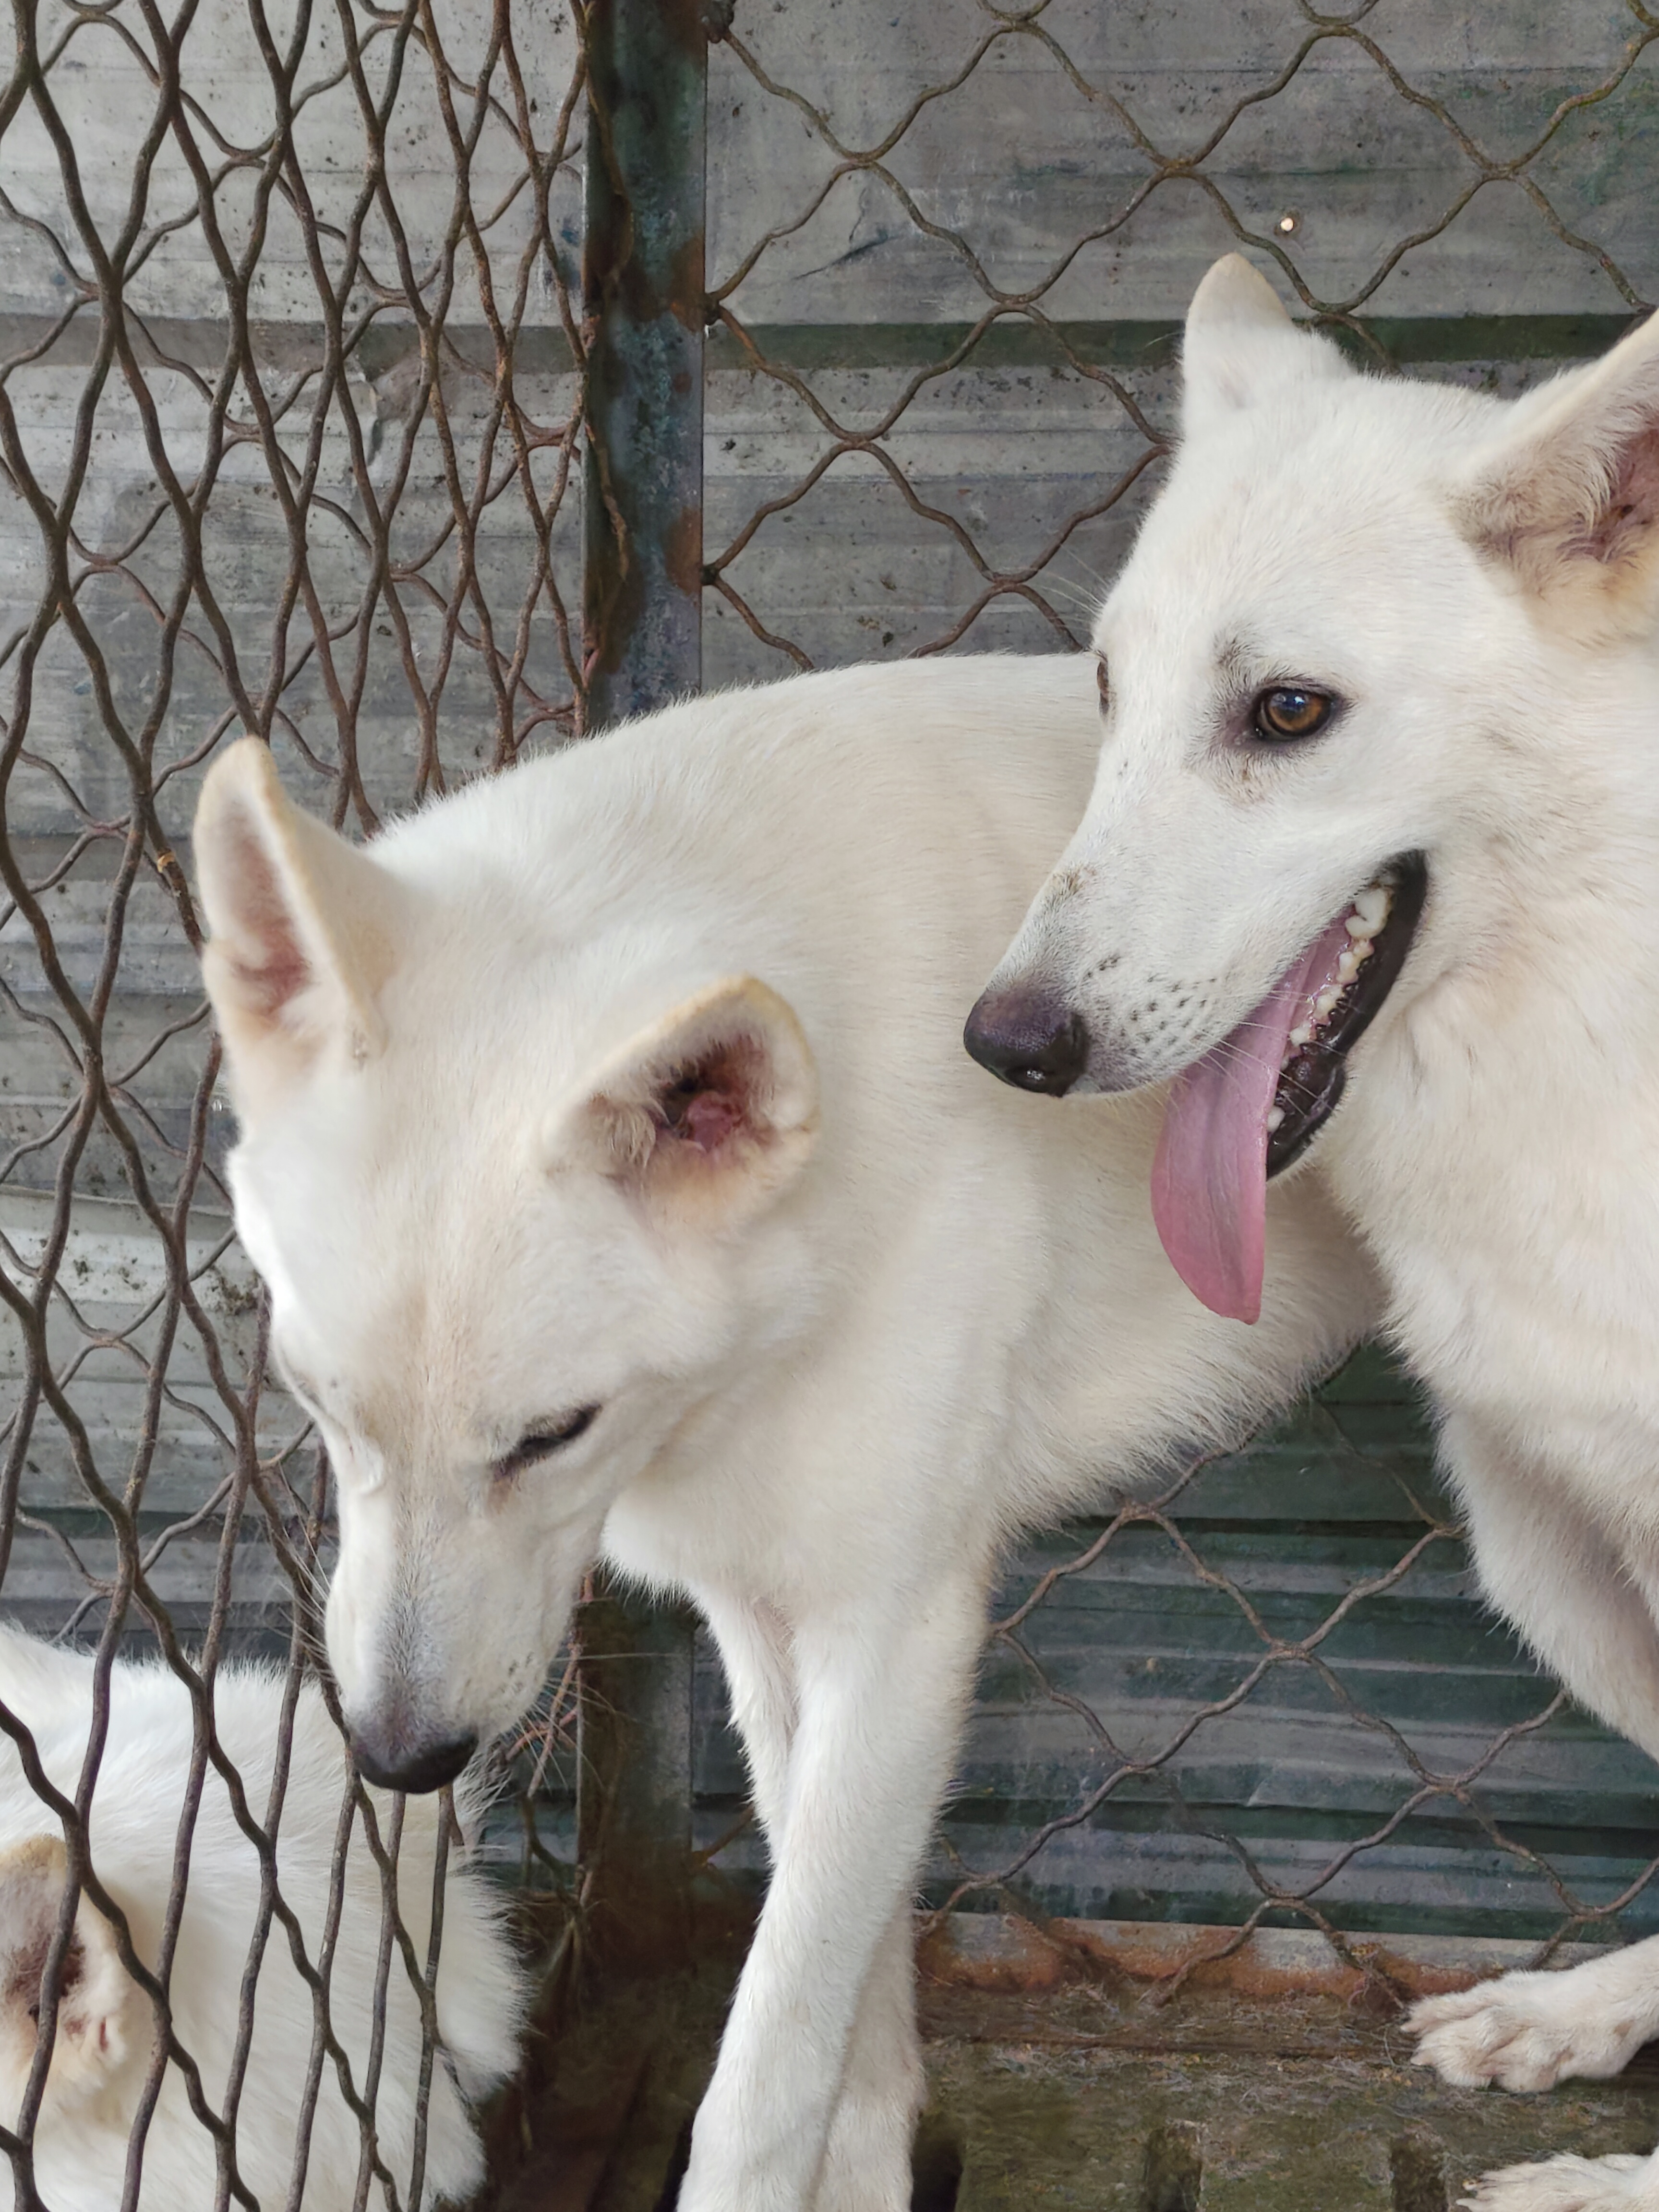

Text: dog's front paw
xmin=1456 ymin=2152 xmax=1653 ymax=2211
xmin=1410 ymin=1972 xmax=1651 ymax=2092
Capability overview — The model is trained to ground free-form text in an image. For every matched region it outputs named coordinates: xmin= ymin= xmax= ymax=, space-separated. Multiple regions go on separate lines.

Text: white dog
xmin=0 ymin=1624 xmax=523 ymax=2208
xmin=189 ymin=656 xmax=1376 ymax=2212
xmin=970 ymin=260 xmax=1659 ymax=2211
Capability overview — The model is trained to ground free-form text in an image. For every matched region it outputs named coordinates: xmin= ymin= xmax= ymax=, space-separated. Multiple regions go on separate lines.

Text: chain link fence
xmin=3 ymin=0 xmax=1659 ymax=2201
xmin=0 ymin=0 xmax=587 ymax=2201
xmin=683 ymin=0 xmax=1659 ymax=1984
xmin=699 ymin=0 xmax=1659 ymax=676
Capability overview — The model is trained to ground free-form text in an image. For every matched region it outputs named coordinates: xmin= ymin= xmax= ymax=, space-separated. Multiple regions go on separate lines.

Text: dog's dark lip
xmin=1264 ymin=852 xmax=1428 ymax=1178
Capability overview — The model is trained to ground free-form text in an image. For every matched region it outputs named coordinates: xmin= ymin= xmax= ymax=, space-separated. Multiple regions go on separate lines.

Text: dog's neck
xmin=1319 ymin=651 xmax=1659 ymax=1458
xmin=1370 ymin=637 xmax=1659 ymax=1069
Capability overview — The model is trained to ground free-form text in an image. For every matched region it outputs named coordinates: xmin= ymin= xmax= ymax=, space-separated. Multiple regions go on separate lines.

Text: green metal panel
xmin=688 ymin=1347 xmax=1659 ymax=1944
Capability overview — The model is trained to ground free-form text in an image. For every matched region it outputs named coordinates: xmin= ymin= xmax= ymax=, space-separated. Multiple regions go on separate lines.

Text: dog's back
xmin=369 ymin=654 xmax=1110 ymax=1114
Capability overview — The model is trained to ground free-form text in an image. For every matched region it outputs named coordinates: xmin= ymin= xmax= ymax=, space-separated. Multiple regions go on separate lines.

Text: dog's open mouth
xmin=1151 ymin=854 xmax=1427 ymax=1326
xmin=1265 ymin=854 xmax=1428 ymax=1178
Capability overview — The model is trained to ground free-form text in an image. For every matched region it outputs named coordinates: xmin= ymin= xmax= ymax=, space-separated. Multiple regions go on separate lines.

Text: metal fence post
xmin=575 ymin=1591 xmax=697 ymax=1973
xmin=576 ymin=0 xmax=718 ymax=1968
xmin=581 ymin=0 xmax=721 ymax=726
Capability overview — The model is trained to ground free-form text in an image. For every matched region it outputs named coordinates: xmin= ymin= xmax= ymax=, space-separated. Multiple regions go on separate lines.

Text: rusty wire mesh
xmin=686 ymin=0 xmax=1659 ymax=1980
xmin=700 ymin=0 xmax=1659 ymax=673
xmin=928 ymin=1396 xmax=1643 ymax=1978
xmin=0 ymin=0 xmax=587 ymax=2200
xmin=5 ymin=0 xmax=1659 ymax=2202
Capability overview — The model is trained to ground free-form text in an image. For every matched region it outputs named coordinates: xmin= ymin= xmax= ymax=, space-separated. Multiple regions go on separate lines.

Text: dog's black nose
xmin=349 ymin=1720 xmax=478 ymax=1795
xmin=963 ymin=986 xmax=1090 ymax=1096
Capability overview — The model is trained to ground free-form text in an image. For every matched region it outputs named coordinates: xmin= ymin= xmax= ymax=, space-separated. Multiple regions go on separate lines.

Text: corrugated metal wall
xmin=686 ymin=1348 xmax=1659 ymax=1942
xmin=5 ymin=0 xmax=1659 ymax=1946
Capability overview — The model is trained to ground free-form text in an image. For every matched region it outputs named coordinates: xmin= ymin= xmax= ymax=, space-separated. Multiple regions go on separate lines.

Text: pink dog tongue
xmin=1152 ymin=917 xmax=1352 ymax=1324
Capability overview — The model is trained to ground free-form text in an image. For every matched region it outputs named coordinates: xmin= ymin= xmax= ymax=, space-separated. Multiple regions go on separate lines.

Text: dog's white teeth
xmin=1356 ymin=884 xmax=1390 ymax=928
xmin=1281 ymin=876 xmax=1395 ymax=1080
xmin=1265 ymin=1106 xmax=1285 ymax=1133
xmin=1346 ymin=883 xmax=1393 ymax=941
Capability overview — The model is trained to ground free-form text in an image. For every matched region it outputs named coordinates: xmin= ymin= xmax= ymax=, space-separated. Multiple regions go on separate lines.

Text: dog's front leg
xmin=697 ymin=1591 xmax=926 ymax=2212
xmin=813 ymin=1901 xmax=926 ymax=2212
xmin=1409 ymin=1418 xmax=1659 ymax=2101
xmin=680 ymin=1573 xmax=986 ymax=2212
xmin=1440 ymin=1412 xmax=1659 ymax=1769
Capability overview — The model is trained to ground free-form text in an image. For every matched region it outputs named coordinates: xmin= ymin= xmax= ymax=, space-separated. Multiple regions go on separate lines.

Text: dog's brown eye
xmin=495 ymin=1406 xmax=600 ymax=1480
xmin=1095 ymin=656 xmax=1109 ymax=709
xmin=1252 ymin=686 xmax=1333 ymax=741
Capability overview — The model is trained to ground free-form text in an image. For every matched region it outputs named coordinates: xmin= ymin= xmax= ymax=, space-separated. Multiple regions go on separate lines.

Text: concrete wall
xmin=708 ymin=0 xmax=1659 ymax=322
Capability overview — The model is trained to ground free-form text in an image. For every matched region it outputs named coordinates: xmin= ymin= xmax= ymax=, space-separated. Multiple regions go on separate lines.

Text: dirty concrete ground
xmin=483 ymin=1925 xmax=1659 ymax=2212
xmin=920 ymin=2033 xmax=1659 ymax=2210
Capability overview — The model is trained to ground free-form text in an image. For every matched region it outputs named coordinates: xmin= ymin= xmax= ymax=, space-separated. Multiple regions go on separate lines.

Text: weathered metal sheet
xmin=6 ymin=0 xmax=1659 ymax=1962
xmin=581 ymin=0 xmax=720 ymax=723
xmin=684 ymin=1348 xmax=1659 ymax=1944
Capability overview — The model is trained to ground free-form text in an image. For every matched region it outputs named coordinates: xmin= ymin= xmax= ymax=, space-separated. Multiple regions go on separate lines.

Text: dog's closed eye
xmin=1095 ymin=655 xmax=1110 ymax=710
xmin=493 ymin=1406 xmax=601 ymax=1482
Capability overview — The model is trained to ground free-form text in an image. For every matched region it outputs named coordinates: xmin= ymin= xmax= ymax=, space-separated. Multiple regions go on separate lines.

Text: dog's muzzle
xmin=350 ymin=1714 xmax=478 ymax=1794
xmin=963 ymin=984 xmax=1090 ymax=1096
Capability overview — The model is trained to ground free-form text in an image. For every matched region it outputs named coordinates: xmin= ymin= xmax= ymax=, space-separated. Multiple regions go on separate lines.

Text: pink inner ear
xmin=226 ymin=817 xmax=312 ymax=1018
xmin=680 ymin=1088 xmax=745 ymax=1153
xmin=1590 ymin=429 xmax=1659 ymax=562
xmin=655 ymin=1038 xmax=762 ymax=1157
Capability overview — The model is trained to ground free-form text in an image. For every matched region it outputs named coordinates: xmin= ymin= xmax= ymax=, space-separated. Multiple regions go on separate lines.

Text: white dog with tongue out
xmin=969 ymin=256 xmax=1659 ymax=2212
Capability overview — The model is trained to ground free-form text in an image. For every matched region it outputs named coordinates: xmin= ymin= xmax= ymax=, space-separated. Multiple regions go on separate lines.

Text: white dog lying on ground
xmin=970 ymin=260 xmax=1659 ymax=2212
xmin=0 ymin=1624 xmax=522 ymax=2208
xmin=190 ymin=655 xmax=1376 ymax=2212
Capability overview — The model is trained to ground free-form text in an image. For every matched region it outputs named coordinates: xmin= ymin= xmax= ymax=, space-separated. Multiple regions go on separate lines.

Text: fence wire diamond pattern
xmin=3 ymin=0 xmax=1659 ymax=2202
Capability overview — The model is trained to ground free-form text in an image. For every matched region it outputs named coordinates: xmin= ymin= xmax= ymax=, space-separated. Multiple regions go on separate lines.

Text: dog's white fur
xmin=190 ymin=656 xmax=1377 ymax=2212
xmin=983 ymin=260 xmax=1659 ymax=2212
xmin=0 ymin=1624 xmax=523 ymax=2208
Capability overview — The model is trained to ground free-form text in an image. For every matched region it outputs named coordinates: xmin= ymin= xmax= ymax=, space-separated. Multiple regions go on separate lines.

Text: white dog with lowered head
xmin=970 ymin=260 xmax=1659 ymax=2212
xmin=0 ymin=1624 xmax=522 ymax=2209
xmin=191 ymin=655 xmax=1375 ymax=2212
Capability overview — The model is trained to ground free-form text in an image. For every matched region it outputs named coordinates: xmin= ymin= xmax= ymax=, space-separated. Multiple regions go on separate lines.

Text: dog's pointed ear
xmin=193 ymin=740 xmax=410 ymax=1112
xmin=1181 ymin=254 xmax=1350 ymax=439
xmin=1452 ymin=309 xmax=1659 ymax=638
xmin=0 ymin=1836 xmax=136 ymax=2100
xmin=550 ymin=977 xmax=819 ymax=1229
